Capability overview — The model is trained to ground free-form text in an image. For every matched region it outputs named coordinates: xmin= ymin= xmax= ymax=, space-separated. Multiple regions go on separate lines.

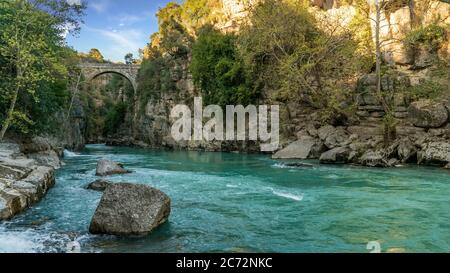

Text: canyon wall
xmin=122 ymin=0 xmax=450 ymax=156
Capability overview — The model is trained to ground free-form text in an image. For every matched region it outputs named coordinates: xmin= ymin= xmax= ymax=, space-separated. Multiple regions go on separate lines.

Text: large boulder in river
xmin=408 ymin=100 xmax=448 ymax=128
xmin=95 ymin=160 xmax=130 ymax=176
xmin=272 ymin=136 xmax=324 ymax=159
xmin=319 ymin=147 xmax=350 ymax=164
xmin=417 ymin=141 xmax=450 ymax=166
xmin=89 ymin=183 xmax=171 ymax=236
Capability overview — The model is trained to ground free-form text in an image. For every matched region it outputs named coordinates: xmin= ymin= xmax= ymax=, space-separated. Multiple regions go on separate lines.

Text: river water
xmin=0 ymin=144 xmax=449 ymax=253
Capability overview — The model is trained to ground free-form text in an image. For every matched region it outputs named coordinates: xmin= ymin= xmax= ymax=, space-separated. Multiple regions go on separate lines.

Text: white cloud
xmin=90 ymin=0 xmax=110 ymax=13
xmin=66 ymin=0 xmax=81 ymax=6
xmin=85 ymin=26 xmax=144 ymax=62
xmin=112 ymin=13 xmax=149 ymax=27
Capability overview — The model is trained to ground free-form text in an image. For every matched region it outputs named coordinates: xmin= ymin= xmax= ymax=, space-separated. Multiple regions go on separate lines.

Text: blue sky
xmin=66 ymin=0 xmax=178 ymax=62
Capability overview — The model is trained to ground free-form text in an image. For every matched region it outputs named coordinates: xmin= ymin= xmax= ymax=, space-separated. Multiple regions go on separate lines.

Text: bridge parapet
xmin=78 ymin=62 xmax=140 ymax=91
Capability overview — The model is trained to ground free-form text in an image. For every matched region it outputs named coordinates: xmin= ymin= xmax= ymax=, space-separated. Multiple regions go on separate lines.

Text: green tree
xmin=0 ymin=0 xmax=84 ymax=141
xmin=88 ymin=48 xmax=104 ymax=62
xmin=124 ymin=53 xmax=133 ymax=65
xmin=237 ymin=0 xmax=366 ymax=122
xmin=191 ymin=25 xmax=255 ymax=106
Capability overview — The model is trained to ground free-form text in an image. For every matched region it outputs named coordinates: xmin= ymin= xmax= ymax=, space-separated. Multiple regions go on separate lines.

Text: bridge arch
xmin=87 ymin=70 xmax=137 ymax=91
xmin=78 ymin=63 xmax=140 ymax=92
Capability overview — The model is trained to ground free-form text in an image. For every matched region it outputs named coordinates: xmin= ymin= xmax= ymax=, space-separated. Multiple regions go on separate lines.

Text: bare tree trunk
xmin=66 ymin=70 xmax=82 ymax=121
xmin=375 ymin=2 xmax=382 ymax=104
xmin=0 ymin=84 xmax=20 ymax=142
xmin=374 ymin=1 xmax=396 ymax=145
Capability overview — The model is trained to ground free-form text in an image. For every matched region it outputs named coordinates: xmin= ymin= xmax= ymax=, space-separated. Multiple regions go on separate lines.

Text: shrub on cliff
xmin=237 ymin=0 xmax=367 ymax=119
xmin=190 ymin=25 xmax=256 ymax=106
xmin=104 ymin=102 xmax=128 ymax=136
xmin=406 ymin=24 xmax=447 ymax=51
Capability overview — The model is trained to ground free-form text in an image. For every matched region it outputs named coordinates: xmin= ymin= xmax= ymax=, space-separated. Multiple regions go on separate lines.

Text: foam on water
xmin=63 ymin=150 xmax=81 ymax=158
xmin=269 ymin=188 xmax=304 ymax=201
xmin=0 ymin=231 xmax=39 ymax=253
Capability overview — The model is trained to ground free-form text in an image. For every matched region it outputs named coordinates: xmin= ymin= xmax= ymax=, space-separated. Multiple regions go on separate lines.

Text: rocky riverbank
xmin=0 ymin=137 xmax=63 ymax=220
xmin=273 ymin=98 xmax=450 ymax=168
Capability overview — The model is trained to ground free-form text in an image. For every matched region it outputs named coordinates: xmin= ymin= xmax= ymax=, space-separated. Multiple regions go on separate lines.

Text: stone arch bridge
xmin=78 ymin=63 xmax=140 ymax=91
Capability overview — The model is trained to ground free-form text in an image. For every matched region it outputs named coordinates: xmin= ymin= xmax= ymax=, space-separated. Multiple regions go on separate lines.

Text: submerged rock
xmin=89 ymin=183 xmax=171 ymax=236
xmin=285 ymin=162 xmax=314 ymax=168
xmin=87 ymin=180 xmax=112 ymax=191
xmin=95 ymin=160 xmax=130 ymax=176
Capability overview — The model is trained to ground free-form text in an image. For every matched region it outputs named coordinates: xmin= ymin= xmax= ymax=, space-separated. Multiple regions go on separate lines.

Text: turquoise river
xmin=1 ymin=144 xmax=450 ymax=253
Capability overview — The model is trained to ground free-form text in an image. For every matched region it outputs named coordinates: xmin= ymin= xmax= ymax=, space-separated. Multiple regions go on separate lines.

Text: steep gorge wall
xmin=128 ymin=0 xmax=449 ymax=153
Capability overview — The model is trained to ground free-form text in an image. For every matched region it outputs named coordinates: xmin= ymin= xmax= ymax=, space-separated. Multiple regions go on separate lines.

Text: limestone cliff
xmin=120 ymin=0 xmax=450 ymax=159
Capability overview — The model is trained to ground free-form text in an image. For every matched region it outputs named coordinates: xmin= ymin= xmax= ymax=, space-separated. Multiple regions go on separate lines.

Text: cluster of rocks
xmin=87 ymin=160 xmax=171 ymax=236
xmin=274 ymin=98 xmax=450 ymax=168
xmin=0 ymin=138 xmax=61 ymax=220
xmin=355 ymin=73 xmax=411 ymax=120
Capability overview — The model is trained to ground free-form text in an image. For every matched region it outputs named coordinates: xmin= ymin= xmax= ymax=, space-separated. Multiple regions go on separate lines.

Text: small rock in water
xmin=89 ymin=183 xmax=171 ymax=236
xmin=95 ymin=160 xmax=130 ymax=176
xmin=285 ymin=162 xmax=314 ymax=168
xmin=87 ymin=180 xmax=112 ymax=191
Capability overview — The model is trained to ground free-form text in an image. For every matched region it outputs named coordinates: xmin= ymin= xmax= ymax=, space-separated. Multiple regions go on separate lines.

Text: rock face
xmin=21 ymin=137 xmax=62 ymax=169
xmin=87 ymin=180 xmax=112 ymax=191
xmin=66 ymin=98 xmax=86 ymax=151
xmin=359 ymin=150 xmax=389 ymax=167
xmin=319 ymin=147 xmax=350 ymax=164
xmin=418 ymin=142 xmax=450 ymax=165
xmin=408 ymin=100 xmax=448 ymax=128
xmin=0 ymin=165 xmax=55 ymax=220
xmin=272 ymin=136 xmax=324 ymax=159
xmin=89 ymin=183 xmax=171 ymax=236
xmin=0 ymin=141 xmax=58 ymax=220
xmin=397 ymin=138 xmax=417 ymax=163
xmin=95 ymin=160 xmax=130 ymax=176
xmin=318 ymin=126 xmax=349 ymax=149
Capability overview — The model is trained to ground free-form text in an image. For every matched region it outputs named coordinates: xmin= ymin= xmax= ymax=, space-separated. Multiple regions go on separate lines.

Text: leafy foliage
xmin=237 ymin=0 xmax=367 ymax=111
xmin=410 ymin=80 xmax=447 ymax=100
xmin=191 ymin=26 xmax=256 ymax=106
xmin=104 ymin=102 xmax=128 ymax=136
xmin=0 ymin=0 xmax=84 ymax=139
xmin=88 ymin=48 xmax=104 ymax=62
xmin=406 ymin=24 xmax=447 ymax=51
xmin=136 ymin=54 xmax=180 ymax=111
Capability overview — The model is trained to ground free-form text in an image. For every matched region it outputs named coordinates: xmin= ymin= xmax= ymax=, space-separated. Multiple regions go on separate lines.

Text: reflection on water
xmin=1 ymin=144 xmax=450 ymax=253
